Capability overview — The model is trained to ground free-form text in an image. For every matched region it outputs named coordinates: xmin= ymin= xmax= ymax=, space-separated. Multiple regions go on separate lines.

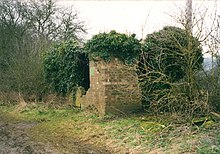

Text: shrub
xmin=141 ymin=26 xmax=203 ymax=82
xmin=85 ymin=30 xmax=141 ymax=63
xmin=139 ymin=26 xmax=205 ymax=114
xmin=43 ymin=40 xmax=89 ymax=96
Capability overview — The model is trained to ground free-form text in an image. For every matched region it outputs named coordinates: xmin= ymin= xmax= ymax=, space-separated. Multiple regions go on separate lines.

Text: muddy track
xmin=0 ymin=113 xmax=110 ymax=154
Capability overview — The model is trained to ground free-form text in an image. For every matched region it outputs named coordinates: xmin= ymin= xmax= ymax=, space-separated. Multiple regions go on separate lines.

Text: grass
xmin=0 ymin=103 xmax=219 ymax=153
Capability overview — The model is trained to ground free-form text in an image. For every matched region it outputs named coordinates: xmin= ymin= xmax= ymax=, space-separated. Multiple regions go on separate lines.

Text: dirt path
xmin=0 ymin=112 xmax=110 ymax=154
xmin=0 ymin=121 xmax=59 ymax=154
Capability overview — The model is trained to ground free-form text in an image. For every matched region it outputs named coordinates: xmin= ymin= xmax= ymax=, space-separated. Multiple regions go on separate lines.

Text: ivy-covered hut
xmin=77 ymin=30 xmax=142 ymax=115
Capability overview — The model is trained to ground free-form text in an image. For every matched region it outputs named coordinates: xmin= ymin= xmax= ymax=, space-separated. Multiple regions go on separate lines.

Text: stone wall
xmin=78 ymin=58 xmax=141 ymax=115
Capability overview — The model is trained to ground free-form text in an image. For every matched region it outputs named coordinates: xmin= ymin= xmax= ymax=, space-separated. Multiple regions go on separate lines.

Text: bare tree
xmin=0 ymin=0 xmax=86 ymax=103
xmin=138 ymin=1 xmax=220 ymax=115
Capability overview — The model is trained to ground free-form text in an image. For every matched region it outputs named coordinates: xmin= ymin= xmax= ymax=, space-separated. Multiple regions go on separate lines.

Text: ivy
xmin=85 ymin=30 xmax=141 ymax=63
xmin=43 ymin=40 xmax=89 ymax=96
xmin=139 ymin=26 xmax=204 ymax=111
xmin=142 ymin=26 xmax=203 ymax=82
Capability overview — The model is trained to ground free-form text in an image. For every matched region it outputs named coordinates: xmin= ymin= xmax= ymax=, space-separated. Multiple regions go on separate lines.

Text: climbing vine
xmin=43 ymin=40 xmax=89 ymax=96
xmin=85 ymin=30 xmax=141 ymax=63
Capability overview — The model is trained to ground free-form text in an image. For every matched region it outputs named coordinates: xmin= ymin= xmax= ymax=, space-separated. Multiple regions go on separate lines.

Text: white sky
xmin=57 ymin=0 xmax=220 ymax=40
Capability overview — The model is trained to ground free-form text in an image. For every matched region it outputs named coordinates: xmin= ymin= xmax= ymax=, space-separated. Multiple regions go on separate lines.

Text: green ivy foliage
xmin=142 ymin=26 xmax=203 ymax=82
xmin=43 ymin=40 xmax=89 ymax=96
xmin=139 ymin=26 xmax=204 ymax=111
xmin=85 ymin=30 xmax=141 ymax=63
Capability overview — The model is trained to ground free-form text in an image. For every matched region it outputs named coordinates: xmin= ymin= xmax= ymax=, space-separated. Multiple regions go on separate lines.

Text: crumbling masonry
xmin=76 ymin=58 xmax=141 ymax=115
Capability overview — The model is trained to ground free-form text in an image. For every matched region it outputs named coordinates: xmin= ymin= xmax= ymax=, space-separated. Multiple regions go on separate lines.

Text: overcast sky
xmin=57 ymin=0 xmax=219 ymax=40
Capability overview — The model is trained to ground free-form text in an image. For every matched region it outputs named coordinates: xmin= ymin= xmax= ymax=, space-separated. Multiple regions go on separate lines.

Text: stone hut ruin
xmin=76 ymin=58 xmax=141 ymax=116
